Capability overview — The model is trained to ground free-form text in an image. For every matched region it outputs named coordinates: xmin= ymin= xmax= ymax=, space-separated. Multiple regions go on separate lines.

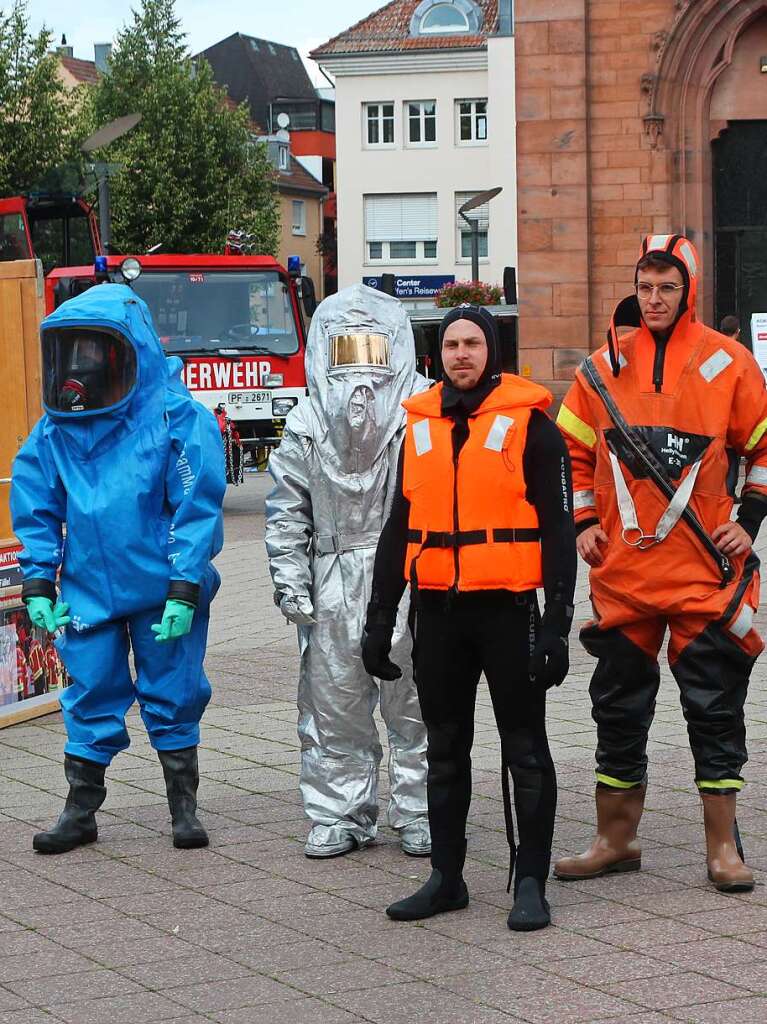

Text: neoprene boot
xmin=157 ymin=746 xmax=209 ymax=849
xmin=701 ymin=792 xmax=754 ymax=893
xmin=554 ymin=782 xmax=645 ymax=880
xmin=33 ymin=754 xmax=107 ymax=854
xmin=508 ymin=876 xmax=551 ymax=931
xmin=386 ymin=840 xmax=469 ymax=921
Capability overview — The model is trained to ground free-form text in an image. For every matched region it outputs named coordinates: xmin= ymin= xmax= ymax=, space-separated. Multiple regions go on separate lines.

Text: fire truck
xmin=46 ymin=254 xmax=315 ymax=452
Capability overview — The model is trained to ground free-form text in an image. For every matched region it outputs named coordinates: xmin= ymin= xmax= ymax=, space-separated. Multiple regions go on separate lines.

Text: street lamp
xmin=458 ymin=186 xmax=502 ymax=284
xmin=81 ymin=113 xmax=142 ymax=254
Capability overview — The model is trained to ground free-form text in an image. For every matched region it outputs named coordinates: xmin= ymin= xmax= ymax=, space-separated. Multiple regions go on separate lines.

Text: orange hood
xmin=606 ymin=233 xmax=701 ymax=377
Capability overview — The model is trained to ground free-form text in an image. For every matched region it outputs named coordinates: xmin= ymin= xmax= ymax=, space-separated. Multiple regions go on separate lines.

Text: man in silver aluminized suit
xmin=265 ymin=283 xmax=430 ymax=859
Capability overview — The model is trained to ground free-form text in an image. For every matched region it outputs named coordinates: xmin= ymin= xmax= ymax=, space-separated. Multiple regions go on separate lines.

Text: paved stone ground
xmin=2 ymin=472 xmax=767 ymax=1024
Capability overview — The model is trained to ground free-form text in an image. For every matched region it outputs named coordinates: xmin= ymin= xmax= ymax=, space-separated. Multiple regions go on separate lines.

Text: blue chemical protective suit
xmin=11 ymin=284 xmax=226 ymax=764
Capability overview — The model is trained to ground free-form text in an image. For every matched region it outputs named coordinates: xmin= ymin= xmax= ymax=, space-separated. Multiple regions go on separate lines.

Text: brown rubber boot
xmin=701 ymin=792 xmax=754 ymax=893
xmin=554 ymin=783 xmax=645 ymax=881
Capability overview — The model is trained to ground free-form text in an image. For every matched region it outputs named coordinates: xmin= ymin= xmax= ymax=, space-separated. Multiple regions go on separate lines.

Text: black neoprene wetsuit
xmin=368 ymin=406 xmax=577 ymax=889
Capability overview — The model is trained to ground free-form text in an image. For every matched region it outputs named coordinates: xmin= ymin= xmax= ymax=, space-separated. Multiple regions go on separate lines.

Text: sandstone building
xmin=515 ymin=0 xmax=767 ymax=395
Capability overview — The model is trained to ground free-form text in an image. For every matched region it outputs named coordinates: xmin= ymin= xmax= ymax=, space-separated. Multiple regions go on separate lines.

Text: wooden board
xmin=0 ymin=261 xmax=50 ymax=725
xmin=0 ymin=258 xmax=44 ymax=542
xmin=0 ymin=692 xmax=61 ymax=729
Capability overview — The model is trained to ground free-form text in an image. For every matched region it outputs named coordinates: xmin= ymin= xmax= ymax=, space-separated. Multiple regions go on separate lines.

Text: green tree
xmin=0 ymin=1 xmax=80 ymax=194
xmin=84 ymin=0 xmax=279 ymax=255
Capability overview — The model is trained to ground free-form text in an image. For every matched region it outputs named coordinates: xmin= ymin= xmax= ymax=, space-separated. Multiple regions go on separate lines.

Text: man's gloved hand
xmin=25 ymin=597 xmax=71 ymax=634
xmin=151 ymin=600 xmax=195 ymax=643
xmin=277 ymin=592 xmax=316 ymax=626
xmin=361 ymin=627 xmax=402 ymax=680
xmin=529 ymin=603 xmax=573 ymax=689
xmin=361 ymin=605 xmax=401 ymax=680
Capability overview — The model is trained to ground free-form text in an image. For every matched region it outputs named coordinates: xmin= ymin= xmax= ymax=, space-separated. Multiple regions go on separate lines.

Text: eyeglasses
xmin=636 ymin=282 xmax=684 ymax=300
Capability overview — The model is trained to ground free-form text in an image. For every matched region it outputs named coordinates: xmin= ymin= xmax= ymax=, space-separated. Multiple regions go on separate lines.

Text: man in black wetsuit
xmin=362 ymin=305 xmax=577 ymax=931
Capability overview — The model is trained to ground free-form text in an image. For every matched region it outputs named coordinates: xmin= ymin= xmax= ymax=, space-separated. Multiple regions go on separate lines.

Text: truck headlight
xmin=120 ymin=257 xmax=142 ymax=282
xmin=272 ymin=397 xmax=298 ymax=418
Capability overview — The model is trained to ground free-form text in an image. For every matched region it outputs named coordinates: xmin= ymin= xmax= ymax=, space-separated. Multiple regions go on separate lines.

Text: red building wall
xmin=515 ymin=0 xmax=766 ymax=397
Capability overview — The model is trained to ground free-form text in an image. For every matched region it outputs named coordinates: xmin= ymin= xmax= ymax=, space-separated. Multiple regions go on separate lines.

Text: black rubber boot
xmin=386 ymin=841 xmax=468 ymax=921
xmin=157 ymin=746 xmax=209 ymax=849
xmin=507 ymin=876 xmax=551 ymax=932
xmin=33 ymin=755 xmax=107 ymax=854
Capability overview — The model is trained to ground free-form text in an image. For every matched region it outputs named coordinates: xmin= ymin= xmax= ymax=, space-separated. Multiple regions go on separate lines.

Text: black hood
xmin=439 ymin=304 xmax=502 ymax=417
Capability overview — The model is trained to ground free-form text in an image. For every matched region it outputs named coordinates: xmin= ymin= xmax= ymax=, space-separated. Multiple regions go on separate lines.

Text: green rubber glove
xmin=25 ymin=597 xmax=71 ymax=634
xmin=151 ymin=600 xmax=195 ymax=643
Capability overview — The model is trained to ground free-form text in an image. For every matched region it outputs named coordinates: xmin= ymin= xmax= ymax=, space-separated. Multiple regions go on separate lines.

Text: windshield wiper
xmin=219 ymin=346 xmax=280 ymax=355
xmin=164 ymin=348 xmax=213 ymax=357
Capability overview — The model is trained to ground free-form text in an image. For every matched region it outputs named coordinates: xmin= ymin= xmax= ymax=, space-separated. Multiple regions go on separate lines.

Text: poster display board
xmin=750 ymin=313 xmax=767 ymax=384
xmin=0 ymin=258 xmax=63 ymax=727
xmin=0 ymin=605 xmax=68 ymax=708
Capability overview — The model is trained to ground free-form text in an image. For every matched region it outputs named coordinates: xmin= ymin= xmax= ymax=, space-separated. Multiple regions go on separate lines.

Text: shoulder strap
xmin=581 ymin=356 xmax=732 ymax=585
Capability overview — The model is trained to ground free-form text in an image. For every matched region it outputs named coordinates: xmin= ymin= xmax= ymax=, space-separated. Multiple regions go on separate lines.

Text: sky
xmin=26 ymin=0 xmax=378 ymax=85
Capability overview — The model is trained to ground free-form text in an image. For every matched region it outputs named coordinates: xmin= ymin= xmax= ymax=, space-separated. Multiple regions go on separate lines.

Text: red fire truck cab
xmin=0 ymin=194 xmax=100 ymax=272
xmin=47 ymin=254 xmax=313 ymax=449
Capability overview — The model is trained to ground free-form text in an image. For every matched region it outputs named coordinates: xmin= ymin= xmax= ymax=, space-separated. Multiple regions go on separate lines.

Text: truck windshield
xmin=132 ymin=270 xmax=300 ymax=355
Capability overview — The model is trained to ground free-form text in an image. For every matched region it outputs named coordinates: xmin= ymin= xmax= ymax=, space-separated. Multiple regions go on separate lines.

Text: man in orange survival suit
xmin=555 ymin=234 xmax=767 ymax=893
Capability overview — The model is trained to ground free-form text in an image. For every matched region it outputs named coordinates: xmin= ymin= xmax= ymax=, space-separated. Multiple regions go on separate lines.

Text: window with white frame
xmin=456 ymin=99 xmax=487 ymax=144
xmin=278 ymin=144 xmax=289 ymax=170
xmin=406 ymin=100 xmax=437 ymax=146
xmin=291 ymin=200 xmax=306 ymax=236
xmin=364 ymin=102 xmax=395 ymax=146
xmin=421 ymin=3 xmax=470 ymax=32
xmin=364 ymin=193 xmax=438 ymax=263
xmin=455 ymin=191 xmax=489 ymax=261
xmin=410 ymin=0 xmax=482 ymax=36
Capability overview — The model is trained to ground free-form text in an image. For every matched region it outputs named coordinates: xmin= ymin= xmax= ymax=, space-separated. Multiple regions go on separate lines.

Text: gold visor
xmin=329 ymin=333 xmax=390 ymax=368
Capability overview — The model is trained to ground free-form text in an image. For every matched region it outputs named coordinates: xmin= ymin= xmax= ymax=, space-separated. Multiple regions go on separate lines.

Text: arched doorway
xmin=713 ymin=121 xmax=767 ymax=347
xmin=710 ymin=13 xmax=767 ymax=347
xmin=648 ymin=1 xmax=767 ymax=327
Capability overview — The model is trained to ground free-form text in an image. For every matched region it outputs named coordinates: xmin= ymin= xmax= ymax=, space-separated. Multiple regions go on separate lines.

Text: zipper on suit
xmin=653 ymin=337 xmax=667 ymax=393
xmin=451 ymin=447 xmax=460 ymax=593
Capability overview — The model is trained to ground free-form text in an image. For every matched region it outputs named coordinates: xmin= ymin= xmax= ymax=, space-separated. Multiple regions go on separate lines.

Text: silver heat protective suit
xmin=265 ymin=284 xmax=429 ymax=856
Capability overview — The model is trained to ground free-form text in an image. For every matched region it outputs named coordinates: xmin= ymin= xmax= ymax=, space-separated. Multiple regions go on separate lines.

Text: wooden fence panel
xmin=0 ymin=260 xmax=44 ymax=542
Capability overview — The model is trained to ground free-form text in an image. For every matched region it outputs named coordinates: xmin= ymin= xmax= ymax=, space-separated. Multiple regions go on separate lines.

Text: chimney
xmin=57 ymin=33 xmax=74 ymax=59
xmin=94 ymin=43 xmax=112 ymax=73
xmin=497 ymin=0 xmax=513 ymax=36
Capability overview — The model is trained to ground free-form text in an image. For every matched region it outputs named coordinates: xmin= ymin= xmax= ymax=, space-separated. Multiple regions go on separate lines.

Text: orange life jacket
xmin=402 ymin=374 xmax=551 ymax=592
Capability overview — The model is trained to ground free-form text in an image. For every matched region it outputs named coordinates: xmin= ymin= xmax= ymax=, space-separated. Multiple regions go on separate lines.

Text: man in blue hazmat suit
xmin=11 ymin=283 xmax=226 ymax=854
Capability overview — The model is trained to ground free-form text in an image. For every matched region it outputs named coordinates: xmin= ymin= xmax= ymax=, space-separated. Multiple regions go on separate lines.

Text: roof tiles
xmin=278 ymin=155 xmax=328 ymax=196
xmin=59 ymin=56 xmax=100 ymax=85
xmin=311 ymin=0 xmax=498 ymax=57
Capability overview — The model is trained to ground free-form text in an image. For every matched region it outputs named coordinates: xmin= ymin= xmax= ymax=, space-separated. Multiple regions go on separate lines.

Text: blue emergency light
xmin=94 ymin=256 xmax=108 ymax=274
xmin=287 ymin=255 xmax=301 ymax=276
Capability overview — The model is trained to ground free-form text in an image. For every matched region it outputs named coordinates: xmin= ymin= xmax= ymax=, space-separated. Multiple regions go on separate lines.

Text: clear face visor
xmin=42 ymin=327 xmax=137 ymax=413
xmin=328 ymin=333 xmax=391 ymax=371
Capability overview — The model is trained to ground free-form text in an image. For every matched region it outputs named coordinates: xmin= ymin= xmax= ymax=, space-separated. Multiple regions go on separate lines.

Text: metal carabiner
xmin=621 ymin=526 xmax=658 ymax=550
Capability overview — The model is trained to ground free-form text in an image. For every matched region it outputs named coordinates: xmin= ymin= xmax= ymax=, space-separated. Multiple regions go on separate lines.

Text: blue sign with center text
xmin=363 ymin=275 xmax=455 ymax=299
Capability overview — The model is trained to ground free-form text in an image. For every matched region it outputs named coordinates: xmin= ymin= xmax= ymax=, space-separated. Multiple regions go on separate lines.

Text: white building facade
xmin=313 ymin=0 xmax=516 ymax=307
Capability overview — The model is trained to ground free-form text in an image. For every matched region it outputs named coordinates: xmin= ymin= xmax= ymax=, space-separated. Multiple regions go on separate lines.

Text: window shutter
xmin=365 ymin=194 xmax=437 ymax=242
xmin=455 ymin=192 xmax=490 ymax=231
